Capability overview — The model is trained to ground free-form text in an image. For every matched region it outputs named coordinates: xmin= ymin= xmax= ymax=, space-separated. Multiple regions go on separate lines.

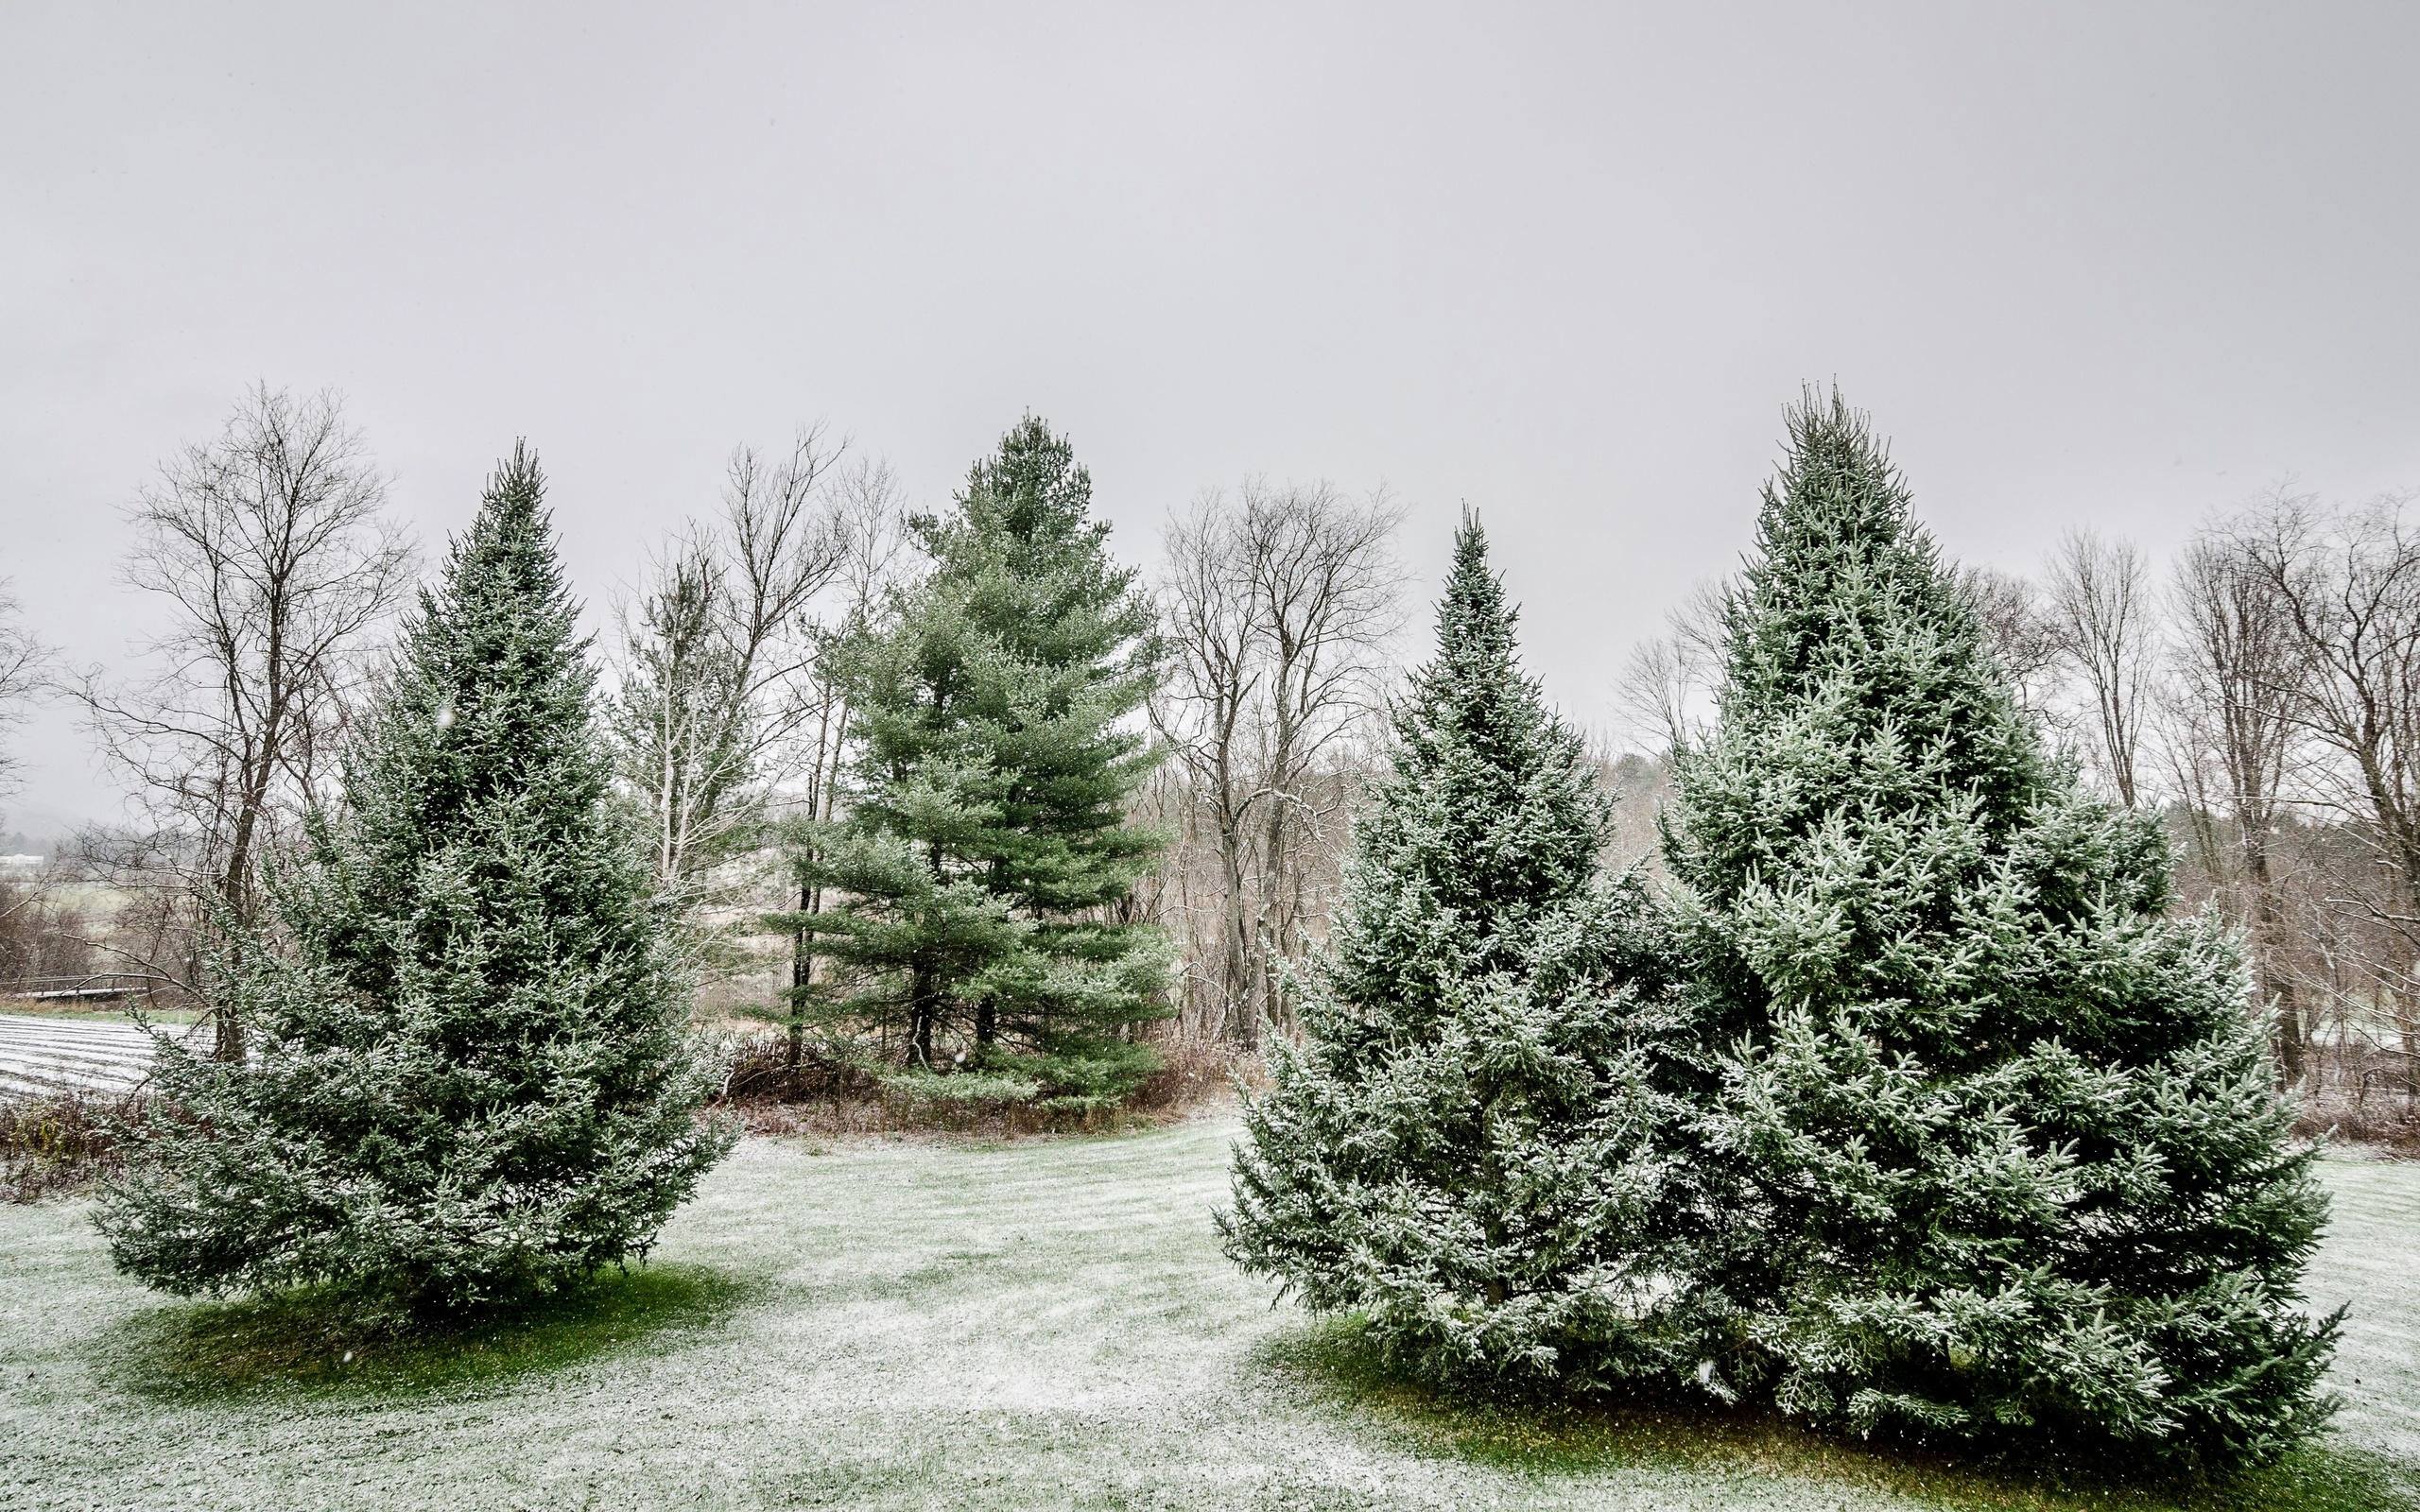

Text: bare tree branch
xmin=0 ymin=584 xmax=51 ymax=803
xmin=1149 ymin=480 xmax=1404 ymax=1045
xmin=2046 ymin=529 xmax=2156 ymax=807
xmin=613 ymin=426 xmax=854 ymax=904
xmin=68 ymin=384 xmax=412 ymax=1056
xmin=2223 ymin=489 xmax=2420 ymax=1104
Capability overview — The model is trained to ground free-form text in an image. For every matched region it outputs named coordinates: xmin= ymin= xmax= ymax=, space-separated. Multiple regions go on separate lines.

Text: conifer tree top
xmin=1402 ymin=507 xmax=1597 ymax=783
xmin=1421 ymin=510 xmax=1521 ymax=700
xmin=1326 ymin=509 xmax=1607 ymax=1011
xmin=417 ymin=440 xmax=585 ymax=671
xmin=445 ymin=441 xmax=563 ymax=575
xmin=1721 ymin=390 xmax=1990 ymax=715
xmin=1398 ymin=511 xmax=1547 ymax=747
xmin=957 ymin=414 xmax=1100 ymax=551
xmin=1689 ymin=388 xmax=2048 ymax=853
xmin=345 ymin=441 xmax=612 ymax=874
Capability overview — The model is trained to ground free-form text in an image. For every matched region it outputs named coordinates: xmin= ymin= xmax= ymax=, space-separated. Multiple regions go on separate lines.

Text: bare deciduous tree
xmin=0 ymin=587 xmax=60 ymax=985
xmin=72 ymin=385 xmax=412 ymax=1057
xmin=1151 ymin=480 xmax=1403 ymax=1045
xmin=614 ymin=428 xmax=851 ymax=903
xmin=0 ymin=585 xmax=48 ymax=803
xmin=1958 ymin=564 xmax=2064 ymax=719
xmin=1614 ymin=579 xmax=1725 ymax=755
xmin=779 ymin=456 xmax=908 ymax=1069
xmin=2163 ymin=524 xmax=2308 ymax=1084
xmin=2229 ymin=490 xmax=2420 ymax=1105
xmin=2046 ymin=530 xmax=2155 ymax=806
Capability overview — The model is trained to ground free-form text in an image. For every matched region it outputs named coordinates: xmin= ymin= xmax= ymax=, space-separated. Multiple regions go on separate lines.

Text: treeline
xmin=0 ymin=389 xmax=1414 ymax=1097
xmin=1141 ymin=462 xmax=2420 ymax=1131
xmin=3 ymin=394 xmax=1188 ymax=1111
xmin=4 ymin=383 xmax=2417 ymax=1130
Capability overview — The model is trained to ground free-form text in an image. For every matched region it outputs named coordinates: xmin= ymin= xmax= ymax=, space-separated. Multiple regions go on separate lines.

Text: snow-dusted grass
xmin=2313 ymin=1153 xmax=2420 ymax=1472
xmin=1 ymin=1122 xmax=2413 ymax=1511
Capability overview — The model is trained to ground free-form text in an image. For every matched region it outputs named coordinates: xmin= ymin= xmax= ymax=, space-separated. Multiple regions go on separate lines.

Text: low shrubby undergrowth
xmin=1 ymin=1090 xmax=135 ymax=1202
xmin=2296 ymin=1087 xmax=2420 ymax=1154
xmin=704 ymin=1026 xmax=1248 ymax=1137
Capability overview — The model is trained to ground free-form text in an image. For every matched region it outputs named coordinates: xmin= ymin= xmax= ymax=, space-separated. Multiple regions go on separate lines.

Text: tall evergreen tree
xmin=1664 ymin=391 xmax=2335 ymax=1468
xmin=1221 ymin=514 xmax=1695 ymax=1390
xmin=98 ymin=445 xmax=734 ymax=1314
xmin=780 ymin=417 xmax=1167 ymax=1101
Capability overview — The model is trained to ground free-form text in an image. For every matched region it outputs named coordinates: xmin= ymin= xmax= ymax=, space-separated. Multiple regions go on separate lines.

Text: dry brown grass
xmin=1 ymin=1089 xmax=134 ymax=1202
xmin=2295 ymin=1090 xmax=2420 ymax=1156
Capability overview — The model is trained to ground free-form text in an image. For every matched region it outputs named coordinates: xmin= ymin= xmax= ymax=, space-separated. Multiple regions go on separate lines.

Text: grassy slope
xmin=0 ymin=1123 xmax=2412 ymax=1512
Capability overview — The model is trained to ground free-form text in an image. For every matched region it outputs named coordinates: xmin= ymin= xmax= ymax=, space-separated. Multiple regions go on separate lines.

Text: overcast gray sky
xmin=5 ymin=0 xmax=2418 ymax=839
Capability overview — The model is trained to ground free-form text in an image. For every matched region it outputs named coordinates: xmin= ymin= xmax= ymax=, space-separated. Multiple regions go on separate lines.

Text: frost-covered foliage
xmin=1664 ymin=391 xmax=2337 ymax=1468
xmin=1221 ymin=515 xmax=1697 ymax=1392
xmin=96 ymin=445 xmax=734 ymax=1315
xmin=780 ymin=416 xmax=1170 ymax=1102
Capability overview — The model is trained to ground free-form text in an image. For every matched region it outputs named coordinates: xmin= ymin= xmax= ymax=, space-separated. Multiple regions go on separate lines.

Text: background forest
xmin=2 ymin=385 xmax=2416 ymax=1143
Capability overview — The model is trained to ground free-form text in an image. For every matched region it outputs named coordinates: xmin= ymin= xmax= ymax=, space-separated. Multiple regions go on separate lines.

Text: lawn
xmin=2 ymin=1121 xmax=2413 ymax=1512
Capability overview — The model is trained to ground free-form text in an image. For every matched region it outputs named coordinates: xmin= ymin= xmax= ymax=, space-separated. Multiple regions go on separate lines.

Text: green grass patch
xmin=101 ymin=1262 xmax=766 ymax=1401
xmin=1259 ymin=1316 xmax=2418 ymax=1512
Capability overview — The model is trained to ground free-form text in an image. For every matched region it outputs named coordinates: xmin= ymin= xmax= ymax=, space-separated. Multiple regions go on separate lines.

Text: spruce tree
xmin=98 ymin=445 xmax=734 ymax=1314
xmin=1664 ymin=391 xmax=2336 ymax=1468
xmin=1221 ymin=515 xmax=1695 ymax=1391
xmin=782 ymin=416 xmax=1168 ymax=1102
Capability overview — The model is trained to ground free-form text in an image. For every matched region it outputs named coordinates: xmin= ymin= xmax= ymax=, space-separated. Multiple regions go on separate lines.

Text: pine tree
xmin=97 ymin=445 xmax=735 ymax=1315
xmin=1663 ymin=391 xmax=2336 ymax=1468
xmin=780 ymin=417 xmax=1168 ymax=1102
xmin=1221 ymin=514 xmax=1696 ymax=1391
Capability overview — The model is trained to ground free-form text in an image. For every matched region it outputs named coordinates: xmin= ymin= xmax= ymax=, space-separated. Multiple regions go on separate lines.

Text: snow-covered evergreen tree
xmin=98 ymin=445 xmax=734 ymax=1315
xmin=1664 ymin=391 xmax=2336 ymax=1467
xmin=780 ymin=417 xmax=1169 ymax=1102
xmin=1221 ymin=514 xmax=1696 ymax=1391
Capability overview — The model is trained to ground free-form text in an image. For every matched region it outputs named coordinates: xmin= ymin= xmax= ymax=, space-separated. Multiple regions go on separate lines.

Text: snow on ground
xmin=2316 ymin=1158 xmax=2420 ymax=1471
xmin=0 ymin=1012 xmax=208 ymax=1098
xmin=1 ymin=1120 xmax=2412 ymax=1512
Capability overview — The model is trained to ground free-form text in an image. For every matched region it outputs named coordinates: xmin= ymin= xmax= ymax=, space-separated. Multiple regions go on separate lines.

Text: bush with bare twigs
xmin=700 ymin=1027 xmax=1250 ymax=1139
xmin=2 ymin=1090 xmax=137 ymax=1202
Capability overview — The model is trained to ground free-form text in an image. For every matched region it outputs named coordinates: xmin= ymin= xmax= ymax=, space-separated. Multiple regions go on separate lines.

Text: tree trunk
xmin=1221 ymin=835 xmax=1254 ymax=1050
xmin=786 ymin=874 xmax=811 ymax=1074
xmin=908 ymin=963 xmax=938 ymax=1068
xmin=211 ymin=774 xmax=268 ymax=1064
xmin=2244 ymin=832 xmax=2303 ymax=1089
xmin=2398 ymin=938 xmax=2420 ymax=1111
